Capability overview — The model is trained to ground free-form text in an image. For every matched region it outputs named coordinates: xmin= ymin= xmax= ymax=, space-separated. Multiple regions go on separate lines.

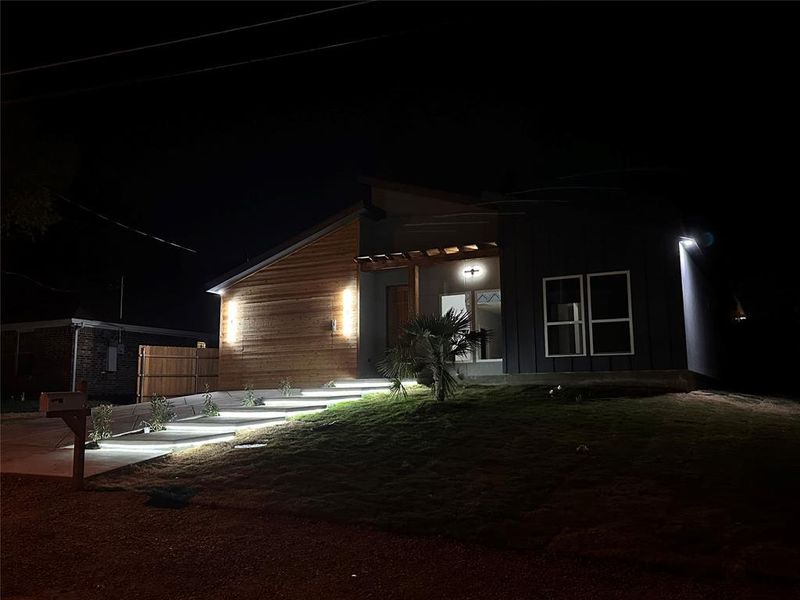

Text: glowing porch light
xmin=226 ymin=300 xmax=239 ymax=345
xmin=463 ymin=265 xmax=483 ymax=278
xmin=341 ymin=287 xmax=356 ymax=338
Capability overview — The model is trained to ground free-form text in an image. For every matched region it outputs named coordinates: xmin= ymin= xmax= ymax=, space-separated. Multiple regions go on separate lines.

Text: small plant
xmin=90 ymin=404 xmax=114 ymax=443
xmin=242 ymin=383 xmax=261 ymax=407
xmin=279 ymin=378 xmax=293 ymax=397
xmin=202 ymin=383 xmax=219 ymax=417
xmin=145 ymin=394 xmax=176 ymax=431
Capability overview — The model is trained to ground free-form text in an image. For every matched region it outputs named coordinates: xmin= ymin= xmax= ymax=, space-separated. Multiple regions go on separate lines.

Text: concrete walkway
xmin=0 ymin=380 xmax=393 ymax=478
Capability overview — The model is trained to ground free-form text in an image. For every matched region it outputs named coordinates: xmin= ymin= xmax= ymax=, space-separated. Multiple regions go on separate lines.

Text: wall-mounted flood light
xmin=226 ymin=300 xmax=239 ymax=345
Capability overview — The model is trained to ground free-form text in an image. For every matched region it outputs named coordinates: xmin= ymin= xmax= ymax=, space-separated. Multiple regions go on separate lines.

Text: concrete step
xmin=217 ymin=406 xmax=325 ymax=418
xmin=300 ymin=389 xmax=379 ymax=399
xmin=99 ymin=431 xmax=236 ymax=451
xmin=332 ymin=379 xmax=394 ymax=388
xmin=164 ymin=415 xmax=285 ymax=433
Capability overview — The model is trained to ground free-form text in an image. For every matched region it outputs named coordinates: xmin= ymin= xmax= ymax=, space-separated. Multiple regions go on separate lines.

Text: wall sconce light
xmin=463 ymin=266 xmax=481 ymax=277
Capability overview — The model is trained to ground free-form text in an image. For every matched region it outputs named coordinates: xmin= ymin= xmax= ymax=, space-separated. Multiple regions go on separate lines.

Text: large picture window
xmin=587 ymin=271 xmax=634 ymax=355
xmin=543 ymin=275 xmax=586 ymax=357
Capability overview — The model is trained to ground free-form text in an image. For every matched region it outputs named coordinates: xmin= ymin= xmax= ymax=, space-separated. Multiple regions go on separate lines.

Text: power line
xmin=1 ymin=1 xmax=376 ymax=76
xmin=41 ymin=185 xmax=199 ymax=253
xmin=3 ymin=29 xmax=407 ymax=105
xmin=510 ymin=185 xmax=625 ymax=196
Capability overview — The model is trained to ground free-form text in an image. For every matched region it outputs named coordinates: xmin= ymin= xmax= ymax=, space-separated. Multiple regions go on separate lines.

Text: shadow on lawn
xmin=144 ymin=485 xmax=196 ymax=509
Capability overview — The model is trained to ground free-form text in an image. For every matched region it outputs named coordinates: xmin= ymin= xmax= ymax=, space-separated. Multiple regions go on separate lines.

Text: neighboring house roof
xmin=1 ymin=318 xmax=211 ymax=339
xmin=205 ymin=202 xmax=367 ymax=294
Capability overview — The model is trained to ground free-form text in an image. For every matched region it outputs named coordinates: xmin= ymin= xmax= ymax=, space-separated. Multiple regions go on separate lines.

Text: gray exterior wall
xmin=358 ymin=269 xmax=408 ymax=378
xmin=500 ymin=204 xmax=689 ymax=374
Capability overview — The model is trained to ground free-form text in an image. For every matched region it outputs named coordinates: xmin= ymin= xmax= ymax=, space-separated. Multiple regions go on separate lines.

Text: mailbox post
xmin=40 ymin=387 xmax=91 ymax=490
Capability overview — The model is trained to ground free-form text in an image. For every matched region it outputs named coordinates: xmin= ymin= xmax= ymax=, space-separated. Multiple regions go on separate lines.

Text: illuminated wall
xmin=217 ymin=220 xmax=360 ymax=389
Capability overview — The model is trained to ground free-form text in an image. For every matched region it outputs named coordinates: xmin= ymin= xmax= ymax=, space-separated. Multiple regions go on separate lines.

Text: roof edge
xmin=1 ymin=318 xmax=212 ymax=339
xmin=206 ymin=203 xmax=365 ymax=294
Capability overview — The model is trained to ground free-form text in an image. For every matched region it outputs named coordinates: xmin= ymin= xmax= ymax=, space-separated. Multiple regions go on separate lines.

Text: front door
xmin=386 ymin=285 xmax=410 ymax=346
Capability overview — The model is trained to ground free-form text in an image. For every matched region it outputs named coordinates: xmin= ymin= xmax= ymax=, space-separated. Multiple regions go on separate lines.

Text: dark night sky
xmin=2 ymin=1 xmax=799 ymax=335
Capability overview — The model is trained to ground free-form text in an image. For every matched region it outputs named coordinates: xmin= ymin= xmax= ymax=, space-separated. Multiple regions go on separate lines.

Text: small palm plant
xmin=379 ymin=309 xmax=483 ymax=402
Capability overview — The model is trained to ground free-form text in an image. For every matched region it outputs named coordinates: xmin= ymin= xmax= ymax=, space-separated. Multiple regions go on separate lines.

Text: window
xmin=588 ymin=271 xmax=634 ymax=355
xmin=106 ymin=345 xmax=118 ymax=372
xmin=475 ymin=289 xmax=502 ymax=360
xmin=543 ymin=275 xmax=586 ymax=357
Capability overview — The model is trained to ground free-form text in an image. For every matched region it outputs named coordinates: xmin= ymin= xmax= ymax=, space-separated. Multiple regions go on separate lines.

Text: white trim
xmin=587 ymin=270 xmax=635 ymax=356
xmin=543 ymin=275 xmax=587 ymax=358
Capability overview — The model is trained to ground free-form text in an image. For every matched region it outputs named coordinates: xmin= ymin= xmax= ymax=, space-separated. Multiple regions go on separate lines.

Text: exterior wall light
xmin=464 ymin=267 xmax=481 ymax=277
xmin=226 ymin=300 xmax=239 ymax=345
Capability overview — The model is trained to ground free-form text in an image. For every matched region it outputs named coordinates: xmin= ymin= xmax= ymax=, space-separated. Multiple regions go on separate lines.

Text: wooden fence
xmin=137 ymin=345 xmax=219 ymax=402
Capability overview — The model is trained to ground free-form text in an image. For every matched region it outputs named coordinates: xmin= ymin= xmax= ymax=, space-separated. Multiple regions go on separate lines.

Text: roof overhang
xmin=356 ymin=242 xmax=499 ymax=272
xmin=1 ymin=318 xmax=211 ymax=339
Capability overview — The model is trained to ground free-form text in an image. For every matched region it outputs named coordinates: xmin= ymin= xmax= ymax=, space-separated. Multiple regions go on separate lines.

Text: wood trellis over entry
xmin=355 ymin=242 xmax=499 ymax=272
xmin=136 ymin=345 xmax=219 ymax=402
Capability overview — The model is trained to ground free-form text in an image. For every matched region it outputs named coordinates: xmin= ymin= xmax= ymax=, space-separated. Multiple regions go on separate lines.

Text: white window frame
xmin=587 ymin=270 xmax=635 ymax=356
xmin=542 ymin=275 xmax=587 ymax=358
xmin=474 ymin=288 xmax=503 ymax=362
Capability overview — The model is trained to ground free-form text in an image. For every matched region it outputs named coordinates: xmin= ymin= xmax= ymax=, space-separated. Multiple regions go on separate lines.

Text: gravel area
xmin=2 ymin=475 xmax=797 ymax=600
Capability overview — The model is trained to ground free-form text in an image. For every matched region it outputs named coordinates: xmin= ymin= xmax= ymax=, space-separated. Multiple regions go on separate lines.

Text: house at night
xmin=206 ymin=179 xmax=720 ymax=390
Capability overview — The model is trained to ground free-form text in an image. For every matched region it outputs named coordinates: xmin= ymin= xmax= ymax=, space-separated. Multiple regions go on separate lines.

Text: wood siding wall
xmin=218 ymin=219 xmax=359 ymax=389
xmin=500 ymin=207 xmax=688 ymax=374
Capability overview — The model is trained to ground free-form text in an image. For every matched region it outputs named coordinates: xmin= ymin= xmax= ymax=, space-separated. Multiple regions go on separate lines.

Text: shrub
xmin=145 ymin=395 xmax=176 ymax=431
xmin=379 ymin=309 xmax=482 ymax=402
xmin=202 ymin=383 xmax=219 ymax=417
xmin=90 ymin=404 xmax=114 ymax=442
xmin=279 ymin=378 xmax=294 ymax=397
xmin=242 ymin=383 xmax=261 ymax=407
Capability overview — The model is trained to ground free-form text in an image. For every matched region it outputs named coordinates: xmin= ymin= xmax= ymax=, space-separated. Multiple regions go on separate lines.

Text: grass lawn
xmin=97 ymin=385 xmax=800 ymax=579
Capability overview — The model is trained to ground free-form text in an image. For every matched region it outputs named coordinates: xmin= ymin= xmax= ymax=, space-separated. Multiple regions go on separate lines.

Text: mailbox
xmin=39 ymin=391 xmax=88 ymax=413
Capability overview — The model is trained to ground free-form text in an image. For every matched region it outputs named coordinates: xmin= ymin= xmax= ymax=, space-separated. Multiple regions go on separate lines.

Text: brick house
xmin=1 ymin=318 xmax=214 ymax=404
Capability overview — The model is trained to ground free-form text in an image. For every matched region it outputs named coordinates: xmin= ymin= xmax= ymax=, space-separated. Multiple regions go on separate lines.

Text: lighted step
xmin=217 ymin=407 xmax=325 ymax=418
xmin=332 ymin=379 xmax=394 ymax=388
xmin=99 ymin=431 xmax=236 ymax=452
xmin=165 ymin=415 xmax=285 ymax=432
xmin=301 ymin=389 xmax=382 ymax=398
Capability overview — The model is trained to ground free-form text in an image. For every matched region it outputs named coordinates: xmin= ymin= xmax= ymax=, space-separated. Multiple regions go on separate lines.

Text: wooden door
xmin=386 ymin=285 xmax=410 ymax=346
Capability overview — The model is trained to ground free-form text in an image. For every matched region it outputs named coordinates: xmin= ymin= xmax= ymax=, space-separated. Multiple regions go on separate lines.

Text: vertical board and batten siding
xmin=137 ymin=345 xmax=219 ymax=401
xmin=218 ymin=219 xmax=359 ymax=389
xmin=500 ymin=206 xmax=688 ymax=375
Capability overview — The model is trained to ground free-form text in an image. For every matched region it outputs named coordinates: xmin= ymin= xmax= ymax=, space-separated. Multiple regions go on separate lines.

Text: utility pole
xmin=119 ymin=275 xmax=124 ymax=321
